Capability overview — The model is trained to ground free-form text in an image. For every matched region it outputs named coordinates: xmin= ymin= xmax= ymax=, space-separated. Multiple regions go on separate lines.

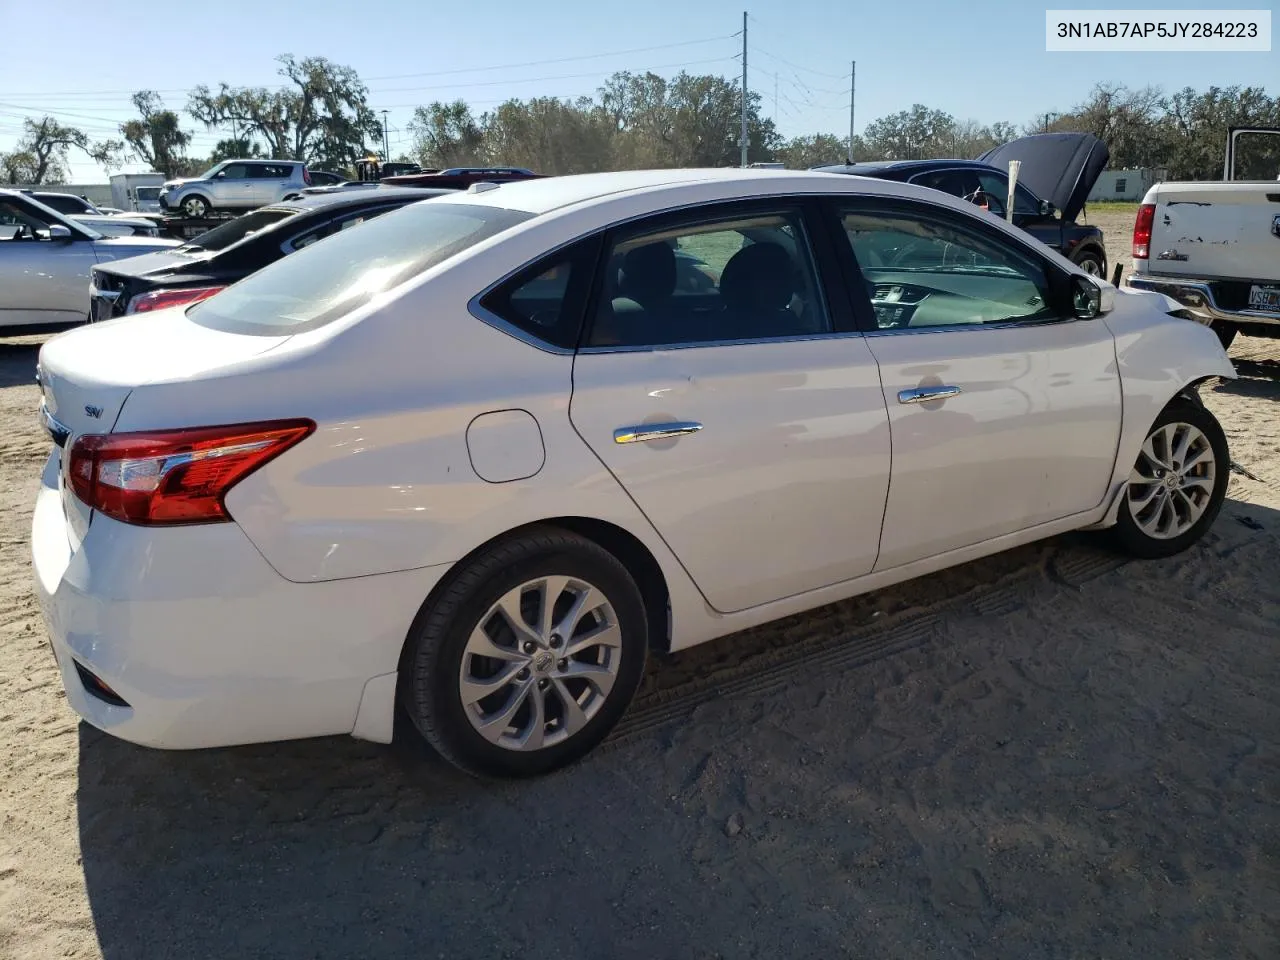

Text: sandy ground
xmin=1 ymin=225 xmax=1278 ymax=958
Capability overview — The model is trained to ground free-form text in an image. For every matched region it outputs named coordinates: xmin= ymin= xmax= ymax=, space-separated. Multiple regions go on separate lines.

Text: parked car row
xmin=30 ymin=162 xmax=1237 ymax=780
xmin=20 ymin=190 xmax=161 ymax=238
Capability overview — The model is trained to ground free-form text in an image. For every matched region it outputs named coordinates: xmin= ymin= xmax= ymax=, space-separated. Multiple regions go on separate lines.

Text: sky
xmin=1 ymin=0 xmax=1275 ymax=182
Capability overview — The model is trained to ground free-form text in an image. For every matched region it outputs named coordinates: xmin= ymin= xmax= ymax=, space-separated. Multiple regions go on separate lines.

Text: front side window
xmin=974 ymin=172 xmax=1040 ymax=217
xmin=838 ymin=202 xmax=1057 ymax=330
xmin=587 ymin=209 xmax=829 ymax=348
xmin=217 ymin=164 xmax=248 ymax=180
xmin=0 ymin=198 xmax=95 ymax=241
xmin=188 ymin=201 xmax=531 ymax=335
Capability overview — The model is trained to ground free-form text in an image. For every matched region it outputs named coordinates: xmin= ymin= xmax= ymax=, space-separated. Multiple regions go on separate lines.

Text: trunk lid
xmin=37 ymin=312 xmax=291 ymax=542
xmin=1145 ymin=182 xmax=1280 ymax=282
xmin=978 ymin=132 xmax=1110 ymax=223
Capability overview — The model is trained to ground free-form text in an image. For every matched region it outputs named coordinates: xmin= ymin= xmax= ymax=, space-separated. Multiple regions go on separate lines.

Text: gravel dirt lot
xmin=1 ymin=215 xmax=1277 ymax=959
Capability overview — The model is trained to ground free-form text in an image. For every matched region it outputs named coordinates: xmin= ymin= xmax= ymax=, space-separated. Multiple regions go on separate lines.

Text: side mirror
xmin=1071 ymin=274 xmax=1107 ymax=319
xmin=1039 ymin=200 xmax=1056 ymax=217
xmin=214 ymin=171 xmax=226 ymax=179
xmin=48 ymin=224 xmax=73 ymax=243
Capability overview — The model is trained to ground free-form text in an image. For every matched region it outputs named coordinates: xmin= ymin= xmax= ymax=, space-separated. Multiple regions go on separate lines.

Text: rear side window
xmin=477 ymin=238 xmax=601 ymax=350
xmin=180 ymin=208 xmax=295 ymax=252
xmin=289 ymin=204 xmax=405 ymax=250
xmin=188 ymin=201 xmax=532 ymax=335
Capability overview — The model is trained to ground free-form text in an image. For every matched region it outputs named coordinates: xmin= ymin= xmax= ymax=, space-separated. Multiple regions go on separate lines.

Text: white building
xmin=1088 ymin=168 xmax=1168 ymax=202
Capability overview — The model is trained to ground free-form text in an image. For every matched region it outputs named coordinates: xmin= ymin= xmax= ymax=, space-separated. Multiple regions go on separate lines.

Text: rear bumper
xmin=31 ymin=451 xmax=448 ymax=750
xmin=1126 ymin=274 xmax=1280 ymax=327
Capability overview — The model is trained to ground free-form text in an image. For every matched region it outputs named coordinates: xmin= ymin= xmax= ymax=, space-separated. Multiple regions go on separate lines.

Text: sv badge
xmin=84 ymin=404 xmax=103 ymax=419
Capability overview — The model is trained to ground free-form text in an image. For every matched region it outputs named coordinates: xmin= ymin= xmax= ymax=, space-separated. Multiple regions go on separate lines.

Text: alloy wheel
xmin=458 ymin=576 xmax=622 ymax=751
xmin=1126 ymin=421 xmax=1217 ymax=539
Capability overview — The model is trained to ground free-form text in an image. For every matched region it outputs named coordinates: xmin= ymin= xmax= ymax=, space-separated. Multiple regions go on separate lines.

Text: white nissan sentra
xmin=32 ymin=169 xmax=1235 ymax=778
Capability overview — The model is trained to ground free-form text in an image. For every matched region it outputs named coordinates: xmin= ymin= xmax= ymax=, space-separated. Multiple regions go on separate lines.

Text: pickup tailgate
xmin=1148 ymin=182 xmax=1280 ymax=282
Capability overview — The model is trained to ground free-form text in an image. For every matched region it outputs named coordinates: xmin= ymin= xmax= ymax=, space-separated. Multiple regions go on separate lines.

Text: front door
xmin=829 ymin=196 xmax=1121 ymax=571
xmin=210 ymin=163 xmax=254 ymax=207
xmin=0 ymin=197 xmax=98 ymax=327
xmin=569 ymin=200 xmax=892 ymax=613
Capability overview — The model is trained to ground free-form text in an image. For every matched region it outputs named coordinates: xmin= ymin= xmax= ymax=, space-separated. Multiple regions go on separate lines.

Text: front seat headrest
xmin=618 ymin=242 xmax=677 ymax=306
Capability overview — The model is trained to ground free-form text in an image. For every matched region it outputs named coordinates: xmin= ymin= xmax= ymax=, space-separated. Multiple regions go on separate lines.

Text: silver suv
xmin=159 ymin=160 xmax=310 ymax=218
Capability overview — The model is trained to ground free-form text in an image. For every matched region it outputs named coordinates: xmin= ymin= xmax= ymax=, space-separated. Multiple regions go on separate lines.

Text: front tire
xmin=1112 ymin=400 xmax=1229 ymax=559
xmin=400 ymin=528 xmax=648 ymax=778
xmin=1072 ymin=249 xmax=1105 ymax=277
xmin=180 ymin=194 xmax=211 ymax=218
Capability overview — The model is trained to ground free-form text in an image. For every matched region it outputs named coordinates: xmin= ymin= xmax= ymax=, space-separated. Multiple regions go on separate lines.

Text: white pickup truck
xmin=1127 ymin=127 xmax=1280 ymax=349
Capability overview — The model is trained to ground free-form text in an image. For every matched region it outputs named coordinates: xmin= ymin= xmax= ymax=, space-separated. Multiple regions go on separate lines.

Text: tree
xmin=482 ymin=97 xmax=614 ymax=174
xmin=409 ymin=100 xmax=486 ymax=168
xmin=0 ymin=117 xmax=119 ymax=184
xmin=863 ymin=105 xmax=959 ymax=160
xmin=775 ymin=133 xmax=854 ymax=168
xmin=120 ymin=91 xmax=192 ymax=177
xmin=188 ymin=55 xmax=382 ymax=168
xmin=1158 ymin=85 xmax=1280 ymax=180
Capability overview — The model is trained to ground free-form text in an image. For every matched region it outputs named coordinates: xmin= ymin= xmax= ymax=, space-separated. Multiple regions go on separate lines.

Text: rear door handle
xmin=898 ymin=385 xmax=961 ymax=405
xmin=613 ymin=421 xmax=703 ymax=444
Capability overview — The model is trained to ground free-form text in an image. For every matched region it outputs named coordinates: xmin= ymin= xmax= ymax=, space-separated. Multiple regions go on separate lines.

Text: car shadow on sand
xmin=74 ymin=500 xmax=1280 ymax=960
xmin=0 ymin=341 xmax=42 ymax=389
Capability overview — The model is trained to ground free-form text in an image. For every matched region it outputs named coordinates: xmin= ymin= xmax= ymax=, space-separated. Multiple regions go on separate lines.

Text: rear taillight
xmin=125 ymin=286 xmax=225 ymax=315
xmin=68 ymin=420 xmax=314 ymax=525
xmin=1132 ymin=202 xmax=1155 ymax=259
xmin=303 ymin=167 xmax=312 ymax=185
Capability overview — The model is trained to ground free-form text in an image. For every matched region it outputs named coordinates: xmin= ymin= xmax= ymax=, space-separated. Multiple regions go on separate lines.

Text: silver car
xmin=159 ymin=160 xmax=310 ymax=218
xmin=0 ymin=189 xmax=179 ymax=330
xmin=26 ymin=191 xmax=160 ymax=238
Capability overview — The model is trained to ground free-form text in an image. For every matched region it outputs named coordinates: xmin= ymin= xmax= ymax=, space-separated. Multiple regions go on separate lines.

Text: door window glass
xmin=218 ymin=164 xmax=249 ymax=180
xmin=587 ymin=210 xmax=829 ymax=348
xmin=838 ymin=203 xmax=1056 ymax=330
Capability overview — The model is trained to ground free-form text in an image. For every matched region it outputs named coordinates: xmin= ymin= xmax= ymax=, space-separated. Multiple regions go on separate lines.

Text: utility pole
xmin=848 ymin=61 xmax=856 ymax=162
xmin=382 ymin=110 xmax=390 ymax=160
xmin=740 ymin=11 xmax=748 ymax=167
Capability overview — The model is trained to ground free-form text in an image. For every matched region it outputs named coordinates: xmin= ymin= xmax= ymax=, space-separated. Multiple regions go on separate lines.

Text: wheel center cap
xmin=532 ymin=650 xmax=556 ymax=674
xmin=1165 ymin=475 xmax=1179 ymax=489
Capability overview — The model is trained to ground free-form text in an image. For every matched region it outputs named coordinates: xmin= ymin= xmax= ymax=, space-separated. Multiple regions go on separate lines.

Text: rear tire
xmin=1210 ymin=321 xmax=1237 ymax=351
xmin=180 ymin=194 xmax=211 ymax=218
xmin=1112 ymin=400 xmax=1229 ymax=560
xmin=399 ymin=528 xmax=648 ymax=778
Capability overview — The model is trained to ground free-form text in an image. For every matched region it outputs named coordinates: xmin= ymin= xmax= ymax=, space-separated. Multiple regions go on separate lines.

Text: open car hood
xmin=978 ymin=132 xmax=1109 ymax=222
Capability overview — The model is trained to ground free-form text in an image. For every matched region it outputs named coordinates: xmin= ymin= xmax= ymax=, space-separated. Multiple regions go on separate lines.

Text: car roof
xmin=439 ymin=167 xmax=924 ymax=215
xmin=813 ymin=159 xmax=997 ymax=175
xmin=264 ymin=186 xmax=453 ymax=214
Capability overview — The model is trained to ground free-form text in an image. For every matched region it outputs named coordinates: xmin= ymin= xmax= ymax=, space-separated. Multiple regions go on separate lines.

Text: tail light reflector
xmin=68 ymin=420 xmax=314 ymax=525
xmin=1132 ymin=203 xmax=1155 ymax=260
xmin=125 ymin=286 xmax=225 ymax=315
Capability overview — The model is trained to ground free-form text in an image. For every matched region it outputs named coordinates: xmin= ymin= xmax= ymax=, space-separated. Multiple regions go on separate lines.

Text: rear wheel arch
xmin=397 ymin=517 xmax=673 ymax=682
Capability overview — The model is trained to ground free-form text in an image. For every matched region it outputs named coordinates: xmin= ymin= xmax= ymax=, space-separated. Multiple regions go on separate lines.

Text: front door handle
xmin=898 ymin=385 xmax=961 ymax=405
xmin=613 ymin=421 xmax=703 ymax=444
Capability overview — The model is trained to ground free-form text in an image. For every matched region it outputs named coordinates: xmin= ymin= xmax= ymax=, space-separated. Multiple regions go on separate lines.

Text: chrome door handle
xmin=613 ymin=421 xmax=703 ymax=444
xmin=898 ymin=385 xmax=961 ymax=405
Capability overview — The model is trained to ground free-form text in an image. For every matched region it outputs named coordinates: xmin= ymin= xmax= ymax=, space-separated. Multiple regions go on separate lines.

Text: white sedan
xmin=32 ymin=169 xmax=1235 ymax=778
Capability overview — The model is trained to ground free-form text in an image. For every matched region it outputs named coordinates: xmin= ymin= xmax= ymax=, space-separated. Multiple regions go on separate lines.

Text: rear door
xmin=567 ymin=199 xmax=892 ymax=614
xmin=827 ymin=196 xmax=1121 ymax=571
xmin=252 ymin=163 xmax=296 ymax=205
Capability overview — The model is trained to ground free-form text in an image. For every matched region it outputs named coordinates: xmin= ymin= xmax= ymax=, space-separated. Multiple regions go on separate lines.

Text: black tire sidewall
xmin=403 ymin=534 xmax=648 ymax=778
xmin=1115 ymin=401 xmax=1230 ymax=559
xmin=1073 ymin=251 xmax=1104 ymax=276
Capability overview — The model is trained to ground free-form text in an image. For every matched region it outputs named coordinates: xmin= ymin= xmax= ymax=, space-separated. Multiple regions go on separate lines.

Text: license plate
xmin=1248 ymin=285 xmax=1280 ymax=314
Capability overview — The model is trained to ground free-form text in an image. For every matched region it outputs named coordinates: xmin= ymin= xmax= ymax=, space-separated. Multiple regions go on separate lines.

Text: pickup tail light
xmin=125 ymin=286 xmax=225 ymax=315
xmin=1132 ymin=203 xmax=1155 ymax=260
xmin=68 ymin=420 xmax=314 ymax=525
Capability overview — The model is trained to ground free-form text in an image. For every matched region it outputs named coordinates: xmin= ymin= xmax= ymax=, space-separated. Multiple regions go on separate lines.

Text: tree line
xmin=2 ymin=53 xmax=1276 ymax=185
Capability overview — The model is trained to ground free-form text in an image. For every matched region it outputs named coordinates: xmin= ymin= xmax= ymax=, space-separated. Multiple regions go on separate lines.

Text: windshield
xmin=178 ymin=208 xmax=296 ymax=253
xmin=188 ymin=200 xmax=532 ymax=335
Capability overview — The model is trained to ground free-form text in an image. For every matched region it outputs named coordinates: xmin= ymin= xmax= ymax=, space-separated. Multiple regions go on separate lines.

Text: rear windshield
xmin=179 ymin=208 xmax=296 ymax=253
xmin=187 ymin=201 xmax=532 ymax=335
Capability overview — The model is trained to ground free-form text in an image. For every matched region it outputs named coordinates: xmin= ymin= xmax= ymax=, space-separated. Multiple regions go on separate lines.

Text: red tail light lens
xmin=1132 ymin=203 xmax=1155 ymax=259
xmin=68 ymin=420 xmax=314 ymax=525
xmin=303 ymin=167 xmax=312 ymax=185
xmin=126 ymin=286 xmax=225 ymax=315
